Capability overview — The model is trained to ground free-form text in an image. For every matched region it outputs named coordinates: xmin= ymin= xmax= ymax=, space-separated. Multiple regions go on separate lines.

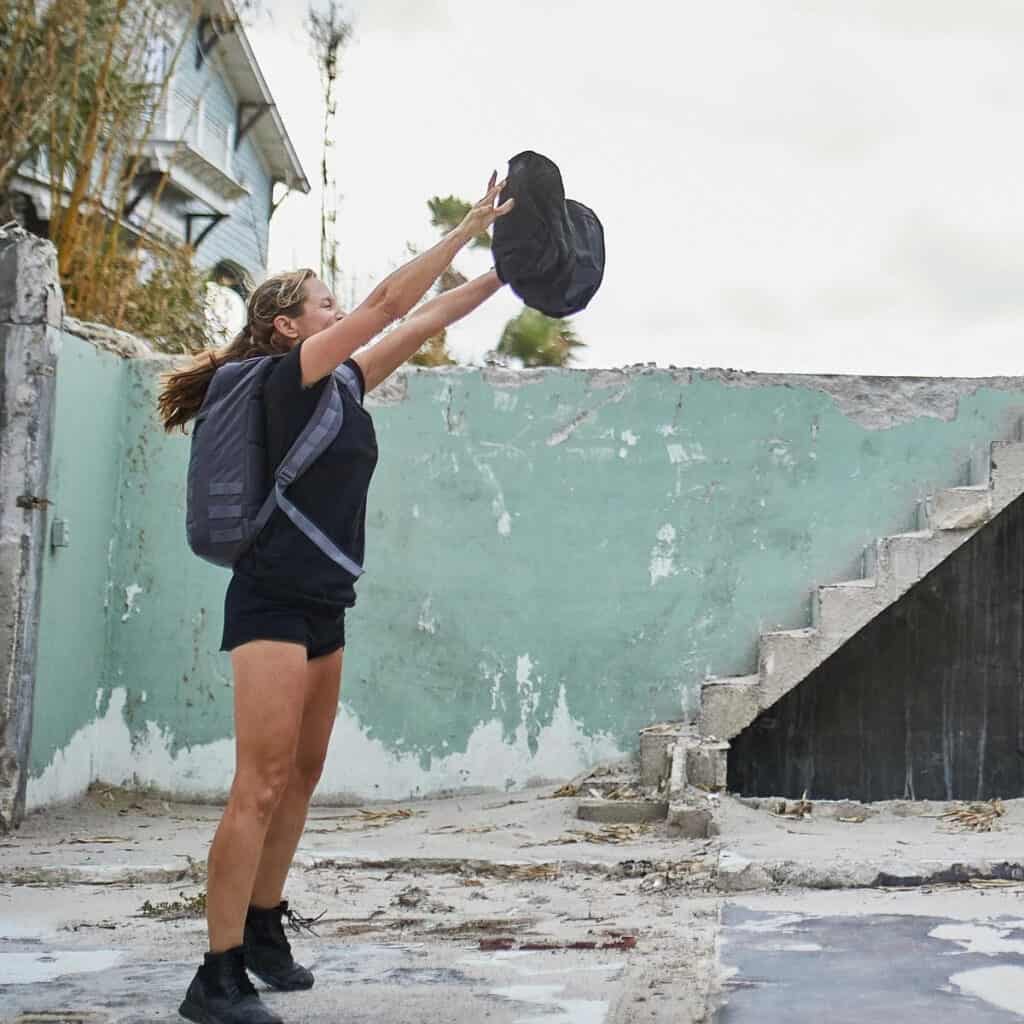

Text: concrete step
xmin=867 ymin=528 xmax=973 ymax=586
xmin=688 ymin=431 xmax=1024 ymax=763
xmin=990 ymin=440 xmax=1024 ymax=511
xmin=923 ymin=485 xmax=992 ymax=531
xmin=699 ymin=675 xmax=759 ymax=741
xmin=813 ymin=578 xmax=886 ymax=638
xmin=757 ymin=628 xmax=839 ymax=709
xmin=577 ymin=797 xmax=668 ymax=825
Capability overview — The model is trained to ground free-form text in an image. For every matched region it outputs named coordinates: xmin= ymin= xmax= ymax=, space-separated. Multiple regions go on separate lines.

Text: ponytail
xmin=157 ymin=269 xmax=316 ymax=433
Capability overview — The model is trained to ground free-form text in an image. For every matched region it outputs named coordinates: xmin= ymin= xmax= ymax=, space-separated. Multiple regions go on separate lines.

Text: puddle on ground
xmin=732 ymin=913 xmax=810 ymax=934
xmin=378 ymin=967 xmax=472 ymax=987
xmin=930 ymin=924 xmax=1024 ymax=957
xmin=491 ymin=983 xmax=607 ymax=1024
xmin=459 ymin=951 xmax=617 ymax=1023
xmin=0 ymin=950 xmax=123 ymax=985
xmin=950 ymin=965 xmax=1024 ymax=1016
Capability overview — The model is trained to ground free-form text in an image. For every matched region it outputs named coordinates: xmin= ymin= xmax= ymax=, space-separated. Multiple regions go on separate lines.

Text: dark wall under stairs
xmin=729 ymin=495 xmax=1024 ymax=801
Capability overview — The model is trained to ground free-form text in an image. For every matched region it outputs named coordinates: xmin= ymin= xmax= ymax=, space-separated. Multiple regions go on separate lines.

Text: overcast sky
xmin=247 ymin=1 xmax=1024 ymax=376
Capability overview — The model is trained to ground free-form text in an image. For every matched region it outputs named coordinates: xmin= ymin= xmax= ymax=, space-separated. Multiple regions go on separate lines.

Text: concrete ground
xmin=3 ymin=783 xmax=1024 ymax=1022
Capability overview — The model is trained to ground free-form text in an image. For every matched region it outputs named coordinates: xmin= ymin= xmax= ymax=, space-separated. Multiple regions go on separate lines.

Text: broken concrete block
xmin=926 ymin=486 xmax=992 ymax=531
xmin=639 ymin=722 xmax=689 ymax=789
xmin=667 ymin=737 xmax=692 ymax=803
xmin=699 ymin=676 xmax=759 ymax=741
xmin=0 ymin=232 xmax=63 ymax=326
xmin=685 ymin=741 xmax=729 ymax=792
xmin=577 ymin=798 xmax=668 ymax=824
xmin=717 ymin=850 xmax=773 ymax=893
xmin=992 ymin=441 xmax=1024 ymax=511
xmin=666 ymin=802 xmax=716 ymax=839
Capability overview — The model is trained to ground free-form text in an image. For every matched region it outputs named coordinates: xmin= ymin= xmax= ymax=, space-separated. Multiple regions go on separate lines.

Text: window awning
xmin=139 ymin=139 xmax=251 ymax=212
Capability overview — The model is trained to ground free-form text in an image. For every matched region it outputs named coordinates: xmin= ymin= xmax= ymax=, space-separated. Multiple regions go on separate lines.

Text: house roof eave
xmin=206 ymin=0 xmax=311 ymax=194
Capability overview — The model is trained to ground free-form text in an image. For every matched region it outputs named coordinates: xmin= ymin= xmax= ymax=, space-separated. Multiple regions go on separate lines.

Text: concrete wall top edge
xmin=65 ymin=322 xmax=1024 ymax=432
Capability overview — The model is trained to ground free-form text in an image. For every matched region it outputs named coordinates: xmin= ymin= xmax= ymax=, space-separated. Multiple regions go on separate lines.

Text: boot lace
xmin=283 ymin=905 xmax=326 ymax=937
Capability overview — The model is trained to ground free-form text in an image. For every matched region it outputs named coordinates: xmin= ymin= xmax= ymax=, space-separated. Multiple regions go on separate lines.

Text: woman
xmin=158 ymin=174 xmax=513 ymax=1024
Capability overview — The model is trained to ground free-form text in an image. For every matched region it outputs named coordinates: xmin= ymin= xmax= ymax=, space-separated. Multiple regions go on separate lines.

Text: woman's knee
xmin=290 ymin=755 xmax=326 ymax=800
xmin=229 ymin=762 xmax=293 ymax=821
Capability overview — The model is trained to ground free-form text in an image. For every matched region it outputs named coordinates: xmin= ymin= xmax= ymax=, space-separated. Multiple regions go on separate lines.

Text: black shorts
xmin=220 ymin=574 xmax=346 ymax=660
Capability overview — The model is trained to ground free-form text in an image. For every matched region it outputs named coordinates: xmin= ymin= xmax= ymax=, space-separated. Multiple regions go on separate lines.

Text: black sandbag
xmin=492 ymin=150 xmax=605 ymax=318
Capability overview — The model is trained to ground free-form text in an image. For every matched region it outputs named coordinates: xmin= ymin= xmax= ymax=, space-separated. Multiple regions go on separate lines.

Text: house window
xmin=144 ymin=35 xmax=173 ymax=85
xmin=203 ymin=110 xmax=230 ymax=169
xmin=173 ymin=87 xmax=199 ymax=145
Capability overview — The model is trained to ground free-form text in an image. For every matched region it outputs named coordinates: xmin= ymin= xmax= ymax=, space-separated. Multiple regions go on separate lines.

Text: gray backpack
xmin=186 ymin=355 xmax=365 ymax=577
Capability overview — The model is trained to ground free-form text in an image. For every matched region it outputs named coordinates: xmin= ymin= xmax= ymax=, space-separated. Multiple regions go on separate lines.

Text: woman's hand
xmin=457 ymin=172 xmax=515 ymax=241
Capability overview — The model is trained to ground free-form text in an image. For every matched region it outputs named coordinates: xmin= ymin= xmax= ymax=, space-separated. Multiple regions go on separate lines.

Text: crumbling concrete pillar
xmin=639 ymin=721 xmax=689 ymax=790
xmin=0 ymin=229 xmax=62 ymax=832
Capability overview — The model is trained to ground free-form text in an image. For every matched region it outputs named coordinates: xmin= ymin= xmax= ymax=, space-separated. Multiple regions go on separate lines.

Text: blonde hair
xmin=157 ymin=268 xmax=317 ymax=433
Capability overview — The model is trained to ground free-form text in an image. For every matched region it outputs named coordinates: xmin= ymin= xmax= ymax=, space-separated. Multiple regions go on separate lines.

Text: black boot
xmin=243 ymin=901 xmax=317 ymax=991
xmin=179 ymin=946 xmax=283 ymax=1024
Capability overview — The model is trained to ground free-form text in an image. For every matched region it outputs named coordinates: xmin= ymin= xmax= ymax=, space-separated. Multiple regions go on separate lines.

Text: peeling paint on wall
xmin=698 ymin=367 xmax=1024 ymax=430
xmin=27 ymin=685 xmax=623 ymax=806
xmin=121 ymin=584 xmax=143 ymax=622
xmin=649 ymin=524 xmax=678 ymax=587
xmin=417 ymin=596 xmax=437 ymax=635
xmin=27 ymin=333 xmax=1024 ymax=808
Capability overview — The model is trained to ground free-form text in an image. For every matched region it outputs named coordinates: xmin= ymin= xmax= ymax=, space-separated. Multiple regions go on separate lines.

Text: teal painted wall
xmin=26 ymin=342 xmax=1024 ymax=806
xmin=30 ymin=336 xmax=126 ymax=787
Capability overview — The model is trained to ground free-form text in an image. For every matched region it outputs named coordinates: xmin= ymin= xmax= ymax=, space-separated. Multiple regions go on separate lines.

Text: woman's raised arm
xmin=299 ymin=174 xmax=512 ymax=387
xmin=354 ymin=270 xmax=505 ymax=392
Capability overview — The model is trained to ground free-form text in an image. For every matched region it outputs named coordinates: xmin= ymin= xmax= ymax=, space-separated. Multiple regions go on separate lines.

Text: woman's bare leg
xmin=250 ymin=648 xmax=343 ymax=909
xmin=206 ymin=640 xmax=308 ymax=953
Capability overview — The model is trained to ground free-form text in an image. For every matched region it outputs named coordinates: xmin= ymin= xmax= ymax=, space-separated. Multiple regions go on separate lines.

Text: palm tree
xmin=410 ymin=331 xmax=456 ymax=367
xmin=417 ymin=193 xmax=588 ymax=368
xmin=427 ymin=195 xmax=492 ymax=250
xmin=497 ymin=307 xmax=583 ymax=367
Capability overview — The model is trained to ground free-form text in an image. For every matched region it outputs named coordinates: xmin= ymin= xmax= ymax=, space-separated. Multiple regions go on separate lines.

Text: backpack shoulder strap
xmin=334 ymin=361 xmax=363 ymax=404
xmin=265 ymin=375 xmax=366 ymax=578
xmin=275 ymin=376 xmax=342 ymax=487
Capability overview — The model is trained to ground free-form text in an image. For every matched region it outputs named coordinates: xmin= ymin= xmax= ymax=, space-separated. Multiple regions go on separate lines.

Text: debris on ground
xmin=770 ymin=792 xmax=813 ymax=819
xmin=426 ymin=824 xmax=499 ymax=835
xmin=61 ymin=836 xmax=134 ymax=845
xmin=603 ymin=784 xmax=641 ymax=801
xmin=940 ymin=800 xmax=1006 ymax=832
xmin=479 ymin=933 xmax=637 ymax=952
xmin=395 ymin=886 xmax=429 ymax=908
xmin=638 ymin=858 xmax=712 ymax=893
xmin=525 ymin=824 xmax=652 ymax=847
xmin=544 ymin=782 xmax=580 ymax=798
xmin=306 ymin=808 xmax=421 ymax=833
xmin=138 ymin=890 xmax=207 ymax=920
xmin=393 ymin=886 xmax=453 ymax=913
xmin=617 ymin=859 xmax=657 ymax=877
xmin=489 ymin=863 xmax=562 ymax=882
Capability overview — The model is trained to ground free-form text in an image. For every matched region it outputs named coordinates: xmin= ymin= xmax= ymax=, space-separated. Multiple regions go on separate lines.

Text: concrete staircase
xmin=575 ymin=436 xmax=1024 ymax=837
xmin=692 ymin=438 xmax=1024 ymax=785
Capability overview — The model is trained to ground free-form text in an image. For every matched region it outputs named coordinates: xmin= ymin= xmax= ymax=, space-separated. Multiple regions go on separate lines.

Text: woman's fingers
xmin=480 ymin=178 xmax=506 ymax=207
xmin=488 ymin=170 xmax=497 ymax=190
